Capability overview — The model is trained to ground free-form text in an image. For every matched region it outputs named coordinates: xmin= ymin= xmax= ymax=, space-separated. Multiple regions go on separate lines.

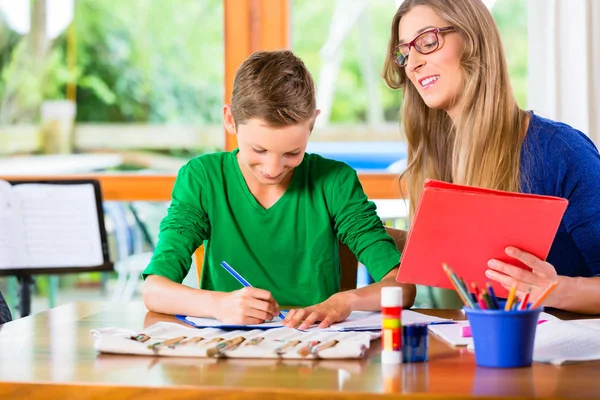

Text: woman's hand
xmin=282 ymin=293 xmax=352 ymax=330
xmin=485 ymin=246 xmax=559 ymax=304
xmin=212 ymin=287 xmax=280 ymax=325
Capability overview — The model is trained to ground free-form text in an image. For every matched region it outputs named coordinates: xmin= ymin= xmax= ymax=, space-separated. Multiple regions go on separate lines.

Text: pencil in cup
xmin=442 ymin=264 xmax=477 ymax=308
xmin=485 ymin=280 xmax=500 ymax=309
xmin=220 ymin=261 xmax=286 ymax=320
xmin=504 ymin=281 xmax=519 ymax=311
xmin=464 ymin=301 xmax=542 ymax=368
xmin=529 ymin=281 xmax=558 ymax=309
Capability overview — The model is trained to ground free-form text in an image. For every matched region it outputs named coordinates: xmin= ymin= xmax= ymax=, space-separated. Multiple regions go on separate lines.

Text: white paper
xmin=184 ymin=315 xmax=286 ymax=329
xmin=0 ymin=181 xmax=104 ymax=269
xmin=184 ymin=310 xmax=453 ymax=332
xmin=428 ymin=321 xmax=472 ymax=347
xmin=534 ymin=319 xmax=600 ymax=365
xmin=322 ymin=310 xmax=453 ymax=331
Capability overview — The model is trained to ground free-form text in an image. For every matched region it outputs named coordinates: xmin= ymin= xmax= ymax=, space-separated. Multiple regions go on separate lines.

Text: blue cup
xmin=464 ymin=302 xmax=541 ymax=368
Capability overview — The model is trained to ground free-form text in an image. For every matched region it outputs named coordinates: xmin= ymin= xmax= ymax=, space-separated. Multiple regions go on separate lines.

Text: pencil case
xmin=92 ymin=321 xmax=378 ymax=359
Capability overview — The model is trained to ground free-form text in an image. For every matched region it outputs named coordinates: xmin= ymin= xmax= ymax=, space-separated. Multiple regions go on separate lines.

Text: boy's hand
xmin=212 ymin=287 xmax=280 ymax=325
xmin=282 ymin=293 xmax=351 ymax=330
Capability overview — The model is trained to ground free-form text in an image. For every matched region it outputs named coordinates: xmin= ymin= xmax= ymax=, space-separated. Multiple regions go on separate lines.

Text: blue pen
xmin=220 ymin=261 xmax=286 ymax=320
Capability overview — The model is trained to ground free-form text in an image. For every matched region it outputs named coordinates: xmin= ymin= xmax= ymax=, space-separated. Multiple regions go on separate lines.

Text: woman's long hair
xmin=382 ymin=0 xmax=528 ymax=219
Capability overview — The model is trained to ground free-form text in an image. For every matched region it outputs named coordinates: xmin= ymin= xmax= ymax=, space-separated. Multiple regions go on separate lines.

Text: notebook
xmin=177 ymin=310 xmax=453 ymax=331
xmin=396 ymin=179 xmax=568 ymax=297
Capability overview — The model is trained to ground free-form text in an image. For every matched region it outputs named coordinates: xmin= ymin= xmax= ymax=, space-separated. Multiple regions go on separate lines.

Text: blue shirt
xmin=521 ymin=113 xmax=600 ymax=277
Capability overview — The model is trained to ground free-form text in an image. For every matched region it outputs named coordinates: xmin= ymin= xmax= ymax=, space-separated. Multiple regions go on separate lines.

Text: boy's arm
xmin=143 ymin=275 xmax=280 ymax=324
xmin=385 ymin=226 xmax=408 ymax=253
xmin=142 ymin=162 xmax=280 ymax=323
xmin=143 ymin=163 xmax=210 ymax=284
xmin=142 ymin=162 xmax=210 ymax=316
xmin=283 ymin=164 xmax=416 ymax=329
xmin=327 ymin=164 xmax=406 ymax=286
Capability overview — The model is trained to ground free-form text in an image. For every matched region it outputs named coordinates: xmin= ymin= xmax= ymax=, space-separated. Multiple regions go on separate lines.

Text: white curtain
xmin=527 ymin=0 xmax=600 ymax=144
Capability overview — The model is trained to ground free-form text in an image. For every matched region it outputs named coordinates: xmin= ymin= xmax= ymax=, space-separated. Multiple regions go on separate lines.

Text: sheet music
xmin=12 ymin=183 xmax=104 ymax=267
xmin=0 ymin=180 xmax=27 ymax=268
xmin=534 ymin=319 xmax=600 ymax=365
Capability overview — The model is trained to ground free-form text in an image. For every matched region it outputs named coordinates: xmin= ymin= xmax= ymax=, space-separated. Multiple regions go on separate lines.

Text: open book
xmin=0 ymin=179 xmax=109 ymax=272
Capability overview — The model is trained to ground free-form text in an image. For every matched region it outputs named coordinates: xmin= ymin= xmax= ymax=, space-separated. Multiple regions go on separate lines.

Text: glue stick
xmin=381 ymin=286 xmax=403 ymax=364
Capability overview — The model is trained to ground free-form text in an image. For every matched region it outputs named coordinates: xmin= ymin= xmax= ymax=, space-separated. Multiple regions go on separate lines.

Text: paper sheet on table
xmin=533 ymin=318 xmax=600 ymax=365
xmin=179 ymin=310 xmax=453 ymax=332
xmin=177 ymin=315 xmax=286 ymax=330
xmin=317 ymin=310 xmax=453 ymax=331
xmin=430 ymin=312 xmax=559 ymax=348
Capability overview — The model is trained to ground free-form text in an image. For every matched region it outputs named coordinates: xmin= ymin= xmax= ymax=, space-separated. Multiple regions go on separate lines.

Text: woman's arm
xmin=487 ymin=246 xmax=600 ymax=314
xmin=552 ymin=276 xmax=600 ymax=314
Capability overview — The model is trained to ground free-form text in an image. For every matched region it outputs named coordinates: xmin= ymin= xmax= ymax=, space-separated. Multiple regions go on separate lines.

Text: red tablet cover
xmin=396 ymin=179 xmax=568 ymax=297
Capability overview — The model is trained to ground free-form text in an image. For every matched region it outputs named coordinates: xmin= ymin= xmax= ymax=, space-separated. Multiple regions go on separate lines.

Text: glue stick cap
xmin=382 ymin=349 xmax=402 ymax=364
xmin=381 ymin=287 xmax=403 ymax=307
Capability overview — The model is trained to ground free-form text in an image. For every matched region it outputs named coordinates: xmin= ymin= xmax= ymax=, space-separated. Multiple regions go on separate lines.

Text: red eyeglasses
xmin=392 ymin=26 xmax=455 ymax=67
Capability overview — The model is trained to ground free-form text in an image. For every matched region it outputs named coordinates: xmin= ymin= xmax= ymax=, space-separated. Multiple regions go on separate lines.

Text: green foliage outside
xmin=491 ymin=0 xmax=528 ymax=108
xmin=71 ymin=0 xmax=223 ymax=123
xmin=0 ymin=0 xmax=527 ymax=125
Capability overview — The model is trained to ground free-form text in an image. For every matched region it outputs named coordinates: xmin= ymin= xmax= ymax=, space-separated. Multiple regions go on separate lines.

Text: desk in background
xmin=0 ymin=302 xmax=599 ymax=399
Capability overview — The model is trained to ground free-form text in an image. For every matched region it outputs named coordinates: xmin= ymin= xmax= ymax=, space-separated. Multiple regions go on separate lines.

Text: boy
xmin=142 ymin=50 xmax=415 ymax=329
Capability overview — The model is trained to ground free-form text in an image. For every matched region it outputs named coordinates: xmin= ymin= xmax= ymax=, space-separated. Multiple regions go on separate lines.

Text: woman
xmin=383 ymin=0 xmax=600 ymax=314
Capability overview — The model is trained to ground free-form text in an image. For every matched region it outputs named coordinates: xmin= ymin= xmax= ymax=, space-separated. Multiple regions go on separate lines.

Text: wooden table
xmin=0 ymin=302 xmax=598 ymax=399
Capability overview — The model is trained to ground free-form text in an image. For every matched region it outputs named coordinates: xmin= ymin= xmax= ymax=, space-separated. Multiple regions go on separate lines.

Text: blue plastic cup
xmin=464 ymin=302 xmax=541 ymax=368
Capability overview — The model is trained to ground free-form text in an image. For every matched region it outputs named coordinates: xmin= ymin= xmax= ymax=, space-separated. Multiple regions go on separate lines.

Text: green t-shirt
xmin=143 ymin=149 xmax=401 ymax=307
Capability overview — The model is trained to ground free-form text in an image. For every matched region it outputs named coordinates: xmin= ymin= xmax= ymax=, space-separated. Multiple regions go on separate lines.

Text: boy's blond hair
xmin=231 ymin=50 xmax=316 ymax=128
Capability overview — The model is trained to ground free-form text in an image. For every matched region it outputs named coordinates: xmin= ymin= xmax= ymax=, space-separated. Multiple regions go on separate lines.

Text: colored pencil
xmin=481 ymin=288 xmax=494 ymax=309
xmin=470 ymin=282 xmax=480 ymax=308
xmin=486 ymin=280 xmax=500 ymax=309
xmin=518 ymin=288 xmax=531 ymax=311
xmin=478 ymin=293 xmax=488 ymax=310
xmin=504 ymin=281 xmax=518 ymax=311
xmin=442 ymin=264 xmax=475 ymax=308
xmin=529 ymin=281 xmax=559 ymax=309
xmin=471 ymin=282 xmax=480 ymax=299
